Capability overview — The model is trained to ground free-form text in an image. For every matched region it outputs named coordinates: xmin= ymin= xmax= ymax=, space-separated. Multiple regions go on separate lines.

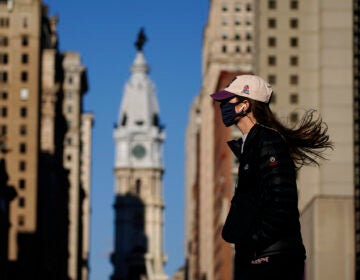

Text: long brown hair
xmin=237 ymin=96 xmax=333 ymax=167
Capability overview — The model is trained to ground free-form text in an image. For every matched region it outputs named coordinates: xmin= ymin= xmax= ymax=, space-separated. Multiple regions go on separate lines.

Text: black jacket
xmin=222 ymin=124 xmax=306 ymax=261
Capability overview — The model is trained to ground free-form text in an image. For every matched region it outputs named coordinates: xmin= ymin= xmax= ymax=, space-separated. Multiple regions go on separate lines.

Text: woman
xmin=210 ymin=75 xmax=333 ymax=280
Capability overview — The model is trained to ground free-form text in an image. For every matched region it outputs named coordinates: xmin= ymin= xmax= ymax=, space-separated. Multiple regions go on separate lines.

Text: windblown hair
xmin=237 ymin=96 xmax=334 ymax=168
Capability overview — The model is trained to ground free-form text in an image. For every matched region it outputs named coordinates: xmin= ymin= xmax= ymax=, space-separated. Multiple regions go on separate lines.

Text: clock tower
xmin=111 ymin=30 xmax=168 ymax=280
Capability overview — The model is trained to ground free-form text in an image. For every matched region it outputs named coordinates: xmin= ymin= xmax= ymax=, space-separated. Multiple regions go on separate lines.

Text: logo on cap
xmin=241 ymin=85 xmax=250 ymax=94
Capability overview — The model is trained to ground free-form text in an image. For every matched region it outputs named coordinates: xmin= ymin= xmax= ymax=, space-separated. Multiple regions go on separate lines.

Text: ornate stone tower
xmin=111 ymin=30 xmax=168 ymax=280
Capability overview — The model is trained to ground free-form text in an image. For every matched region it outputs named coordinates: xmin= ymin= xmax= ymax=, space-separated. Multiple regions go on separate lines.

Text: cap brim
xmin=210 ymin=90 xmax=237 ymax=101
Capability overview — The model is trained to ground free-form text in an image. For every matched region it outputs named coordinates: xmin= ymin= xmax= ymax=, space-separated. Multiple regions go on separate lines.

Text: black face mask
xmin=220 ymin=100 xmax=243 ymax=127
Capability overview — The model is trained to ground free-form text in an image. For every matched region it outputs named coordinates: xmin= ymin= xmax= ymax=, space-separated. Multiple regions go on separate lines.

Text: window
xmin=18 ymin=215 xmax=25 ymax=226
xmin=268 ymin=75 xmax=276 ymax=85
xmin=1 ymin=107 xmax=7 ymax=117
xmin=222 ymin=45 xmax=227 ymax=53
xmin=23 ymin=17 xmax=28 ymax=28
xmin=18 ymin=178 xmax=27 ymax=190
xmin=246 ymin=3 xmax=252 ymax=11
xmin=0 ymin=71 xmax=8 ymax=82
xmin=268 ymin=56 xmax=277 ymax=66
xmin=290 ymin=56 xmax=298 ymax=66
xmin=20 ymin=107 xmax=27 ymax=117
xmin=235 ymin=3 xmax=241 ymax=12
xmin=235 ymin=46 xmax=241 ymax=53
xmin=21 ymin=35 xmax=29 ymax=46
xmin=67 ymin=154 xmax=72 ymax=161
xmin=222 ymin=17 xmax=228 ymax=26
xmin=0 ymin=53 xmax=8 ymax=64
xmin=66 ymin=137 xmax=72 ymax=145
xmin=1 ymin=90 xmax=7 ymax=100
xmin=21 ymin=71 xmax=28 ymax=82
xmin=0 ymin=36 xmax=8 ymax=46
xmin=290 ymin=18 xmax=298 ymax=28
xmin=268 ymin=0 xmax=276 ymax=9
xmin=246 ymin=18 xmax=251 ymax=25
xmin=246 ymin=33 xmax=252 ymax=41
xmin=0 ymin=18 xmax=9 ymax=27
xmin=19 ymin=125 xmax=27 ymax=135
xmin=290 ymin=93 xmax=299 ymax=104
xmin=268 ymin=37 xmax=276 ymax=47
xmin=19 ymin=161 xmax=26 ymax=171
xmin=246 ymin=46 xmax=252 ymax=53
xmin=268 ymin=18 xmax=276 ymax=28
xmin=290 ymin=0 xmax=298 ymax=10
xmin=19 ymin=197 xmax=25 ymax=207
xmin=66 ymin=91 xmax=73 ymax=99
xmin=19 ymin=143 xmax=26 ymax=153
xmin=290 ymin=112 xmax=298 ymax=123
xmin=20 ymin=88 xmax=29 ymax=100
xmin=1 ymin=125 xmax=6 ymax=135
xmin=222 ymin=3 xmax=228 ymax=12
xmin=21 ymin=54 xmax=28 ymax=64
xmin=235 ymin=34 xmax=241 ymax=40
xmin=235 ymin=18 xmax=241 ymax=26
xmin=290 ymin=75 xmax=298 ymax=85
xmin=67 ymin=106 xmax=72 ymax=114
xmin=222 ymin=33 xmax=228 ymax=40
xmin=290 ymin=37 xmax=298 ymax=47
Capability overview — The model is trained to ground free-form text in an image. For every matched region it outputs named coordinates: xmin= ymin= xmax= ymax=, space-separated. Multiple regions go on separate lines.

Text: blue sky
xmin=44 ymin=1 xmax=209 ymax=279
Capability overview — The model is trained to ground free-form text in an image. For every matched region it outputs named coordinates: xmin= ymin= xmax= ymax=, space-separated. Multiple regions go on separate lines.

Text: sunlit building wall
xmin=186 ymin=0 xmax=355 ymax=279
xmin=0 ymin=1 xmax=92 ymax=279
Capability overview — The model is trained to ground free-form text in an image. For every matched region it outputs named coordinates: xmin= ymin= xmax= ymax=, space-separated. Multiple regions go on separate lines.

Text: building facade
xmin=111 ymin=32 xmax=168 ymax=280
xmin=185 ymin=0 xmax=355 ymax=279
xmin=0 ymin=1 xmax=93 ymax=279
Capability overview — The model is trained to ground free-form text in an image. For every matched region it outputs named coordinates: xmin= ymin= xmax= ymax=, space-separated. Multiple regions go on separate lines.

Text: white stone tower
xmin=111 ymin=29 xmax=168 ymax=280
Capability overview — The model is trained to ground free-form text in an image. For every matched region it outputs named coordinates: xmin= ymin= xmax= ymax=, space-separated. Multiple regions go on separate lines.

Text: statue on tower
xmin=134 ymin=28 xmax=147 ymax=51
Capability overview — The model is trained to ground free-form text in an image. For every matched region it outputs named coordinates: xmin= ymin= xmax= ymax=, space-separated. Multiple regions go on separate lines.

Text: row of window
xmin=0 ymin=106 xmax=27 ymax=117
xmin=0 ymin=53 xmax=29 ymax=64
xmin=221 ymin=0 xmax=298 ymax=13
xmin=220 ymin=36 xmax=298 ymax=52
xmin=222 ymin=3 xmax=252 ymax=12
xmin=0 ymin=71 xmax=29 ymax=82
xmin=268 ymin=74 xmax=299 ymax=85
xmin=271 ymin=93 xmax=299 ymax=105
xmin=0 ymin=35 xmax=29 ymax=47
xmin=268 ymin=55 xmax=299 ymax=66
xmin=222 ymin=17 xmax=252 ymax=26
xmin=222 ymin=44 xmax=252 ymax=54
xmin=0 ymin=89 xmax=30 ymax=101
xmin=268 ymin=18 xmax=298 ymax=29
xmin=268 ymin=37 xmax=298 ymax=47
xmin=222 ymin=33 xmax=252 ymax=41
xmin=0 ymin=17 xmax=29 ymax=28
xmin=268 ymin=0 xmax=299 ymax=10
xmin=0 ymin=124 xmax=27 ymax=136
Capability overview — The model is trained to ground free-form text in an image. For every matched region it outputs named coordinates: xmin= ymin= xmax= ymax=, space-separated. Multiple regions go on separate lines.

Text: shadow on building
xmin=7 ymin=89 xmax=71 ymax=280
xmin=111 ymin=193 xmax=148 ymax=280
xmin=0 ymin=158 xmax=17 ymax=280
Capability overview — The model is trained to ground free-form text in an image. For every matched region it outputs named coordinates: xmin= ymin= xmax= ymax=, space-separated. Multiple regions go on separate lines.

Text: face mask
xmin=220 ymin=100 xmax=243 ymax=127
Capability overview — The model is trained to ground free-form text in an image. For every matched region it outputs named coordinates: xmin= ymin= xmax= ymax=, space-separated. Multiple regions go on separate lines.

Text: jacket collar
xmin=227 ymin=124 xmax=261 ymax=158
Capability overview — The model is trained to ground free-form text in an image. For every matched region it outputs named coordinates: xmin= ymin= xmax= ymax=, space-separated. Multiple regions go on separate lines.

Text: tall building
xmin=185 ymin=0 xmax=355 ymax=279
xmin=0 ymin=1 xmax=93 ymax=279
xmin=111 ymin=30 xmax=168 ymax=280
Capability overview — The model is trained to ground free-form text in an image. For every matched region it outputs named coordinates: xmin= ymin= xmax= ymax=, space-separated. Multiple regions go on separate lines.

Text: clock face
xmin=132 ymin=144 xmax=146 ymax=159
